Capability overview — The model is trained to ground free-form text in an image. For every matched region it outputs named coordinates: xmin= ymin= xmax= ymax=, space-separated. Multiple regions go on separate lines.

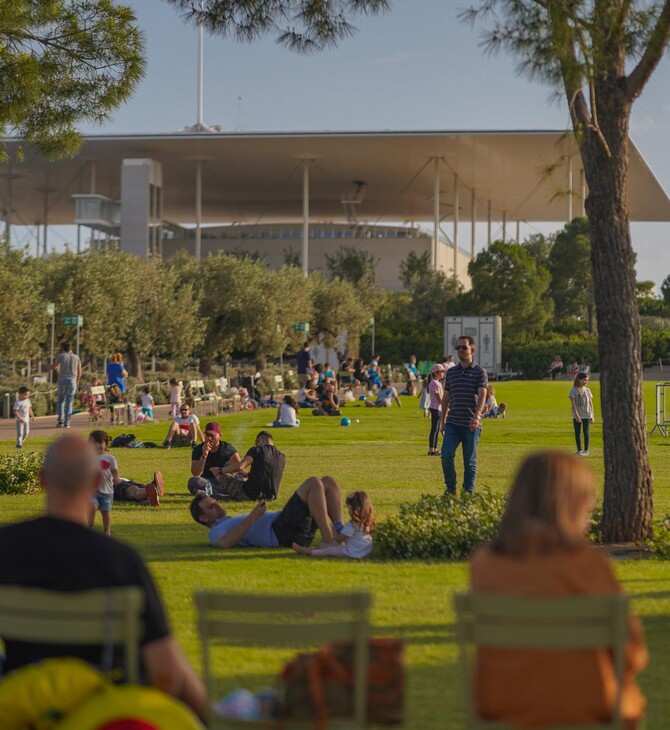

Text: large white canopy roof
xmin=1 ymin=130 xmax=669 ymax=226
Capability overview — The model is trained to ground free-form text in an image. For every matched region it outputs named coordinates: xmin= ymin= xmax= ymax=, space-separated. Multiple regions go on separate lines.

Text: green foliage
xmin=0 ymin=0 xmax=145 ymax=157
xmin=504 ymin=333 xmax=599 ymax=379
xmin=467 ymin=240 xmax=553 ymax=337
xmin=0 ymin=451 xmax=42 ymax=494
xmin=547 ymin=218 xmax=595 ymax=333
xmin=375 ymin=491 xmax=506 ymax=560
xmin=324 ymin=245 xmax=377 ymax=287
xmin=648 ymin=515 xmax=670 ymax=558
xmin=167 ymin=0 xmax=390 ymax=53
xmin=0 ymin=240 xmax=46 ymax=360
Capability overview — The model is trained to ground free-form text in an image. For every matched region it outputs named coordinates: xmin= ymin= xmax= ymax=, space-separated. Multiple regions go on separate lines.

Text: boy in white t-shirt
xmin=140 ymin=386 xmax=155 ymax=419
xmin=13 ymin=387 xmax=35 ymax=449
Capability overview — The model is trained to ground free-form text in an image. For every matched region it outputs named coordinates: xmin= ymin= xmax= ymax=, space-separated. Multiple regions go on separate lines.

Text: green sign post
xmin=62 ymin=315 xmax=84 ymax=357
xmin=292 ymin=322 xmax=310 ymax=333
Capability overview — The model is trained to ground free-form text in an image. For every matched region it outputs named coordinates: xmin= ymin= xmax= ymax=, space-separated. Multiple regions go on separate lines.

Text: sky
xmin=25 ymin=0 xmax=670 ymax=285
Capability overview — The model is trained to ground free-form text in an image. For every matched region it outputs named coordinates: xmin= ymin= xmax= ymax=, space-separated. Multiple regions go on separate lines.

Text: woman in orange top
xmin=470 ymin=451 xmax=647 ymax=729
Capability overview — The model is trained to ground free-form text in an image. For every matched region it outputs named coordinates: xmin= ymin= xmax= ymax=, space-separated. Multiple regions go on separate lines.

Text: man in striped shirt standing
xmin=440 ymin=336 xmax=488 ymax=494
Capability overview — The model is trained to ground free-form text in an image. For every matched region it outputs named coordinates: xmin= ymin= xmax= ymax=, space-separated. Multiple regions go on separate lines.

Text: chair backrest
xmin=453 ymin=592 xmax=629 ymax=730
xmin=0 ymin=586 xmax=145 ymax=684
xmin=195 ymin=591 xmax=371 ymax=728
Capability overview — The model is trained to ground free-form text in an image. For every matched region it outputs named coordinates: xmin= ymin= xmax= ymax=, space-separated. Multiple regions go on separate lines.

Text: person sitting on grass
xmin=211 ymin=431 xmax=286 ymax=501
xmin=190 ymin=475 xmax=343 ymax=550
xmin=365 ymin=378 xmax=402 ymax=408
xmin=187 ymin=421 xmax=241 ymax=498
xmin=292 ymin=490 xmax=374 ymax=559
xmin=273 ymin=394 xmax=300 ymax=427
xmin=162 ymin=404 xmax=204 ymax=448
xmin=0 ymin=434 xmax=207 ymax=722
xmin=469 ymin=450 xmax=647 ymax=729
xmin=297 ymin=379 xmax=318 ymax=409
xmin=89 ymin=430 xmax=163 ymax=509
xmin=312 ymin=381 xmax=342 ymax=416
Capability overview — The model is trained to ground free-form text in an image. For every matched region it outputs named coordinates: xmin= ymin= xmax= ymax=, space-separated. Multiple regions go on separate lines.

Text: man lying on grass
xmin=189 ymin=476 xmax=344 ymax=549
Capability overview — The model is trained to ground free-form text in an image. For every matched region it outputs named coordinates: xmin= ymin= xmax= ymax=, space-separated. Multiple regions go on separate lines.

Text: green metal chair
xmin=195 ymin=590 xmax=371 ymax=729
xmin=0 ymin=585 xmax=144 ymax=683
xmin=453 ymin=592 xmax=629 ymax=730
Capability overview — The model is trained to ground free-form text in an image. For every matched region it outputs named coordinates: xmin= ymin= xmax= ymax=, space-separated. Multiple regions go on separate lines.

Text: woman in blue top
xmin=106 ymin=352 xmax=128 ymax=394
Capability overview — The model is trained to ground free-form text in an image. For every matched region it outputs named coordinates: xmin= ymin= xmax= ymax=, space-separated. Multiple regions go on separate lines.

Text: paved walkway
xmin=0 ymin=403 xmax=179 ymax=441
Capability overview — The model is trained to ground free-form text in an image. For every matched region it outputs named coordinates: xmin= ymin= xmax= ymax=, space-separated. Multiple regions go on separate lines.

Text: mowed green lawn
xmin=1 ymin=380 xmax=670 ymax=727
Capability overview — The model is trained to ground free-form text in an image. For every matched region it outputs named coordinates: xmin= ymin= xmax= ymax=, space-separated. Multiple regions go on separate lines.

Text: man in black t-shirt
xmin=217 ymin=430 xmax=286 ymax=501
xmin=188 ymin=421 xmax=241 ymax=496
xmin=0 ymin=435 xmax=206 ymax=722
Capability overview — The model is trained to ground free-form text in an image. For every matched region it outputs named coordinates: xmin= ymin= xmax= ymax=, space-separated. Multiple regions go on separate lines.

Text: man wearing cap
xmin=440 ymin=335 xmax=488 ymax=494
xmin=364 ymin=378 xmax=402 ymax=408
xmin=188 ymin=422 xmax=242 ymax=498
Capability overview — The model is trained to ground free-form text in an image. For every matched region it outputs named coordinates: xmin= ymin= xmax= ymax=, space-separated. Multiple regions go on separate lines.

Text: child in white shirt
xmin=13 ymin=387 xmax=35 ymax=448
xmin=140 ymin=387 xmax=155 ymax=419
xmin=292 ymin=491 xmax=374 ymax=559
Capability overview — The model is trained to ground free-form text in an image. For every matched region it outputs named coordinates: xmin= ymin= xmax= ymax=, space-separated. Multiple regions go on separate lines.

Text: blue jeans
xmin=441 ymin=421 xmax=481 ymax=494
xmin=57 ymin=378 xmax=77 ymax=426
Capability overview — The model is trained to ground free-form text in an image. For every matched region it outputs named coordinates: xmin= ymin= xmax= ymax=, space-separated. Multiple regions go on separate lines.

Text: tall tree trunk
xmin=255 ymin=354 xmax=267 ymax=372
xmin=199 ymin=357 xmax=212 ymax=377
xmin=580 ymin=86 xmax=653 ymax=542
xmin=126 ymin=341 xmax=144 ymax=383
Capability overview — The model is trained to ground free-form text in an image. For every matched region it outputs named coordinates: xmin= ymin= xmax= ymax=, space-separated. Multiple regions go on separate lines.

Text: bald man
xmin=0 ymin=435 xmax=207 ymax=722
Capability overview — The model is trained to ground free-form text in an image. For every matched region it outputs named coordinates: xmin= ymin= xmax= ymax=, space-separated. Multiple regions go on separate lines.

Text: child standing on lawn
xmin=292 ymin=491 xmax=375 ymax=559
xmin=418 ymin=376 xmax=430 ymax=417
xmin=88 ymin=430 xmax=117 ymax=536
xmin=169 ymin=378 xmax=182 ymax=418
xmin=13 ymin=387 xmax=35 ymax=449
xmin=140 ymin=386 xmax=155 ymax=419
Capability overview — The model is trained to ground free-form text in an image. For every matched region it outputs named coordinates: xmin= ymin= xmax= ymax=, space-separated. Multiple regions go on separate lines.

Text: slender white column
xmin=502 ymin=210 xmax=507 ymax=242
xmin=302 ymin=161 xmax=310 ymax=277
xmin=453 ymin=174 xmax=459 ymax=275
xmin=77 ymin=224 xmax=81 ymax=253
xmin=42 ymin=193 xmax=49 ymax=256
xmin=566 ymin=155 xmax=573 ymax=221
xmin=516 ymin=220 xmax=520 ymax=243
xmin=433 ymin=158 xmax=440 ymax=271
xmin=197 ymin=0 xmax=204 ymax=127
xmin=487 ymin=200 xmax=492 ymax=247
xmin=195 ymin=160 xmax=203 ymax=262
xmin=470 ymin=187 xmax=476 ymax=259
xmin=580 ymin=169 xmax=586 ymax=217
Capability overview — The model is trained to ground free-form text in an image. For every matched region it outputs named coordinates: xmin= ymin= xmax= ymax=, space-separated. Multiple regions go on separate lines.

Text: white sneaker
xmin=580 ymin=450 xmax=589 ymax=456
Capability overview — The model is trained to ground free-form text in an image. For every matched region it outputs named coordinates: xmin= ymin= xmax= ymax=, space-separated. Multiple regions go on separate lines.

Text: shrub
xmin=0 ymin=451 xmax=43 ymax=495
xmin=647 ymin=514 xmax=670 ymax=558
xmin=375 ymin=491 xmax=506 ymax=560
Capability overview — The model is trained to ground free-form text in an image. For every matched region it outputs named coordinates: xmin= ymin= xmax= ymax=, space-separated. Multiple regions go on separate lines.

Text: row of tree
xmin=0 ymin=244 xmax=373 ymax=381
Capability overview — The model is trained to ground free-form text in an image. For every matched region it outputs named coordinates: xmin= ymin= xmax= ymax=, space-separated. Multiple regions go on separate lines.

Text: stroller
xmin=237 ymin=372 xmax=265 ymax=408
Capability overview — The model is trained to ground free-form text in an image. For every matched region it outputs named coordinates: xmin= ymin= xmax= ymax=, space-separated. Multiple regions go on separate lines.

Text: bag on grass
xmin=110 ymin=434 xmax=135 ymax=448
xmin=280 ymin=638 xmax=404 ymax=727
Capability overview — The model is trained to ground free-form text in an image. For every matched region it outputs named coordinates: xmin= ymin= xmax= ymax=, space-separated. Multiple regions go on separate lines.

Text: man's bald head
xmin=41 ymin=435 xmax=100 ymax=497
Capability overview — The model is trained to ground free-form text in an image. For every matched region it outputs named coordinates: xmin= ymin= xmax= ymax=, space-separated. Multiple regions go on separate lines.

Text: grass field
xmin=1 ymin=380 xmax=670 ymax=728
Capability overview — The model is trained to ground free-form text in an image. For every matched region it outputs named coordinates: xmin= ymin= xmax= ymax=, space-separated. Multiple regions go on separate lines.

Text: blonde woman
xmin=470 ymin=451 xmax=647 ymax=729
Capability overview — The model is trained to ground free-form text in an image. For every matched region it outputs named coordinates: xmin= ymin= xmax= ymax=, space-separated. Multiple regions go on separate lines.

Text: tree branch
xmin=626 ymin=0 xmax=670 ymax=100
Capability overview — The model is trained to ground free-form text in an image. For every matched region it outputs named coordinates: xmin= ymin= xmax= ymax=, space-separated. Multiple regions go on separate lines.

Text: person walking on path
xmin=14 ymin=386 xmax=35 ymax=449
xmin=51 ymin=341 xmax=82 ymax=428
xmin=569 ymin=372 xmax=595 ymax=456
xmin=440 ymin=336 xmax=488 ymax=494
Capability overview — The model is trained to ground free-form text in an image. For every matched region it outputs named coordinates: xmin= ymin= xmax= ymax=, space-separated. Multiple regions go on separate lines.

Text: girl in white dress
xmin=292 ymin=491 xmax=375 ymax=559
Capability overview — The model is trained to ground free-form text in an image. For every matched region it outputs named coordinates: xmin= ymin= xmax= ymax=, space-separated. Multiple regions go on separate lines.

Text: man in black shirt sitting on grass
xmin=0 ymin=434 xmax=207 ymax=723
xmin=188 ymin=420 xmax=242 ymax=497
xmin=213 ymin=430 xmax=286 ymax=501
